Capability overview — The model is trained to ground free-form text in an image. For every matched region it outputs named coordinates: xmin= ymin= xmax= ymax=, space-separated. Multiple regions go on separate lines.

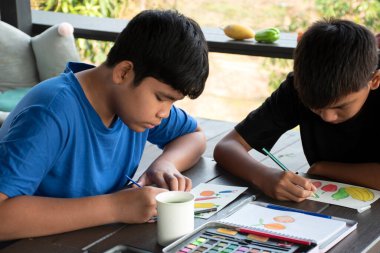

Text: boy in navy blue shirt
xmin=0 ymin=10 xmax=208 ymax=240
xmin=214 ymin=19 xmax=380 ymax=202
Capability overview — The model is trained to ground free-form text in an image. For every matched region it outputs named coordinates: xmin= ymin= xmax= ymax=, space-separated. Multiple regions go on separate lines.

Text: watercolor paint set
xmin=163 ymin=224 xmax=317 ymax=253
xmin=163 ymin=200 xmax=357 ymax=253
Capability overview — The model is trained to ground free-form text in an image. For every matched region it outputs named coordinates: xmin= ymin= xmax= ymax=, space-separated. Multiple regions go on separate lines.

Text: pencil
xmin=262 ymin=148 xmax=289 ymax=171
xmin=236 ymin=227 xmax=311 ymax=246
xmin=194 ymin=207 xmax=218 ymax=215
xmin=125 ymin=175 xmax=142 ymax=188
xmin=262 ymin=148 xmax=316 ymax=197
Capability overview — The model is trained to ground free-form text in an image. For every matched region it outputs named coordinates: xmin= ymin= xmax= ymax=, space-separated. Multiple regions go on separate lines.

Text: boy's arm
xmin=137 ymin=126 xmax=206 ymax=191
xmin=214 ymin=130 xmax=315 ymax=202
xmin=0 ymin=187 xmax=166 ymax=241
xmin=308 ymin=162 xmax=380 ymax=190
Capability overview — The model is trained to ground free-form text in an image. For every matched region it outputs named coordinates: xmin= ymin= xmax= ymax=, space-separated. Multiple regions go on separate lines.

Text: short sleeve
xmin=235 ymin=73 xmax=301 ymax=152
xmin=147 ymin=106 xmax=197 ymax=149
xmin=0 ymin=106 xmax=64 ymax=197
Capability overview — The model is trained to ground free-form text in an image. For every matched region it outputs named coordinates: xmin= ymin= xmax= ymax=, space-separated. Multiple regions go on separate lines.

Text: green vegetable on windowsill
xmin=255 ymin=27 xmax=280 ymax=43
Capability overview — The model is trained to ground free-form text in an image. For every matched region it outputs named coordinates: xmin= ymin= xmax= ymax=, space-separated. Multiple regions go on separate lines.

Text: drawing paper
xmin=221 ymin=203 xmax=347 ymax=245
xmin=191 ymin=183 xmax=248 ymax=219
xmin=307 ymin=179 xmax=380 ymax=212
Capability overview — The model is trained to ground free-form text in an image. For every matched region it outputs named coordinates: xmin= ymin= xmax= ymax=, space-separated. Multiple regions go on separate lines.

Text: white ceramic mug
xmin=156 ymin=191 xmax=195 ymax=246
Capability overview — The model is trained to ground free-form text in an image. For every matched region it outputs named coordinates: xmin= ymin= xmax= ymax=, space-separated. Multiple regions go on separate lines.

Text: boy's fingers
xmin=136 ymin=174 xmax=149 ymax=187
xmin=310 ymin=182 xmax=318 ymax=192
xmin=166 ymin=174 xmax=179 ymax=191
xmin=184 ymin=177 xmax=192 ymax=192
xmin=153 ymin=174 xmax=169 ymax=189
xmin=175 ymin=175 xmax=186 ymax=191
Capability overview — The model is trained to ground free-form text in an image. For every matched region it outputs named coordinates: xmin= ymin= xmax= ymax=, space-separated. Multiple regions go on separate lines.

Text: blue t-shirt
xmin=0 ymin=62 xmax=197 ymax=198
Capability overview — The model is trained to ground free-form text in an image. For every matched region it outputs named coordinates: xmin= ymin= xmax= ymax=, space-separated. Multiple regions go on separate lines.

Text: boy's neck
xmin=75 ymin=64 xmax=117 ymax=127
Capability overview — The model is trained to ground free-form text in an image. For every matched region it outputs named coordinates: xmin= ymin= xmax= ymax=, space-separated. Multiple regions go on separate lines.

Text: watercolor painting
xmin=191 ymin=183 xmax=247 ymax=219
xmin=307 ymin=179 xmax=380 ymax=212
xmin=250 ymin=215 xmax=296 ymax=231
xmin=222 ymin=203 xmax=347 ymax=245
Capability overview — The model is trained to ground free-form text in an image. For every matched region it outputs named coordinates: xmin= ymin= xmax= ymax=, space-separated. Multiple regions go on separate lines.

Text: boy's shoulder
xmin=2 ymin=67 xmax=85 ymax=129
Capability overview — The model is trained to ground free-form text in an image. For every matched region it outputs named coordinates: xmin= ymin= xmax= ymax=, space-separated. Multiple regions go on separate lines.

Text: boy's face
xmin=114 ymin=76 xmax=184 ymax=132
xmin=310 ymin=78 xmax=378 ymax=124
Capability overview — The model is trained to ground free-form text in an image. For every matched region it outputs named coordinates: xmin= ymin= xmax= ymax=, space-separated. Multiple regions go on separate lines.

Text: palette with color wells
xmin=163 ymin=226 xmax=317 ymax=253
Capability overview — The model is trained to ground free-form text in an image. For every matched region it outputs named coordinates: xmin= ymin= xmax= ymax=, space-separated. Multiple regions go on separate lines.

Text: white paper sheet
xmin=307 ymin=179 xmax=380 ymax=212
xmin=191 ymin=183 xmax=247 ymax=219
xmin=221 ymin=203 xmax=347 ymax=245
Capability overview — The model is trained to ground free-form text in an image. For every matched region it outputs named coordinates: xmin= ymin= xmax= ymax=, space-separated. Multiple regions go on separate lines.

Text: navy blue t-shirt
xmin=0 ymin=62 xmax=197 ymax=198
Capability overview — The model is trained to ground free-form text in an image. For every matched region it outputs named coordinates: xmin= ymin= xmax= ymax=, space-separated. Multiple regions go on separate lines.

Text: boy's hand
xmin=137 ymin=160 xmax=192 ymax=191
xmin=260 ymin=169 xmax=316 ymax=202
xmin=112 ymin=186 xmax=167 ymax=223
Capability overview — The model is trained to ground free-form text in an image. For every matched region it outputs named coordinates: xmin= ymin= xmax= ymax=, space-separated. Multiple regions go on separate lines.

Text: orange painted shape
xmin=273 ymin=216 xmax=295 ymax=223
xmin=263 ymin=223 xmax=286 ymax=230
xmin=200 ymin=190 xmax=215 ymax=196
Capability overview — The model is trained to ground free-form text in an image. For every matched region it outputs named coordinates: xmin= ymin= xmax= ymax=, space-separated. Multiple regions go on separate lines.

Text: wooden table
xmin=1 ymin=118 xmax=379 ymax=253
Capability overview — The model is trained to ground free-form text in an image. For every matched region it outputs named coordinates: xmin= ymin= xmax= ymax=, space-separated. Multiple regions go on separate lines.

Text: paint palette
xmin=164 ymin=225 xmax=316 ymax=253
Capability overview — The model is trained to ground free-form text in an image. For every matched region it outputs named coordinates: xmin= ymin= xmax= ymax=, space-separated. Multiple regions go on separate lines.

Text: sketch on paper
xmin=191 ymin=183 xmax=247 ymax=219
xmin=308 ymin=179 xmax=380 ymax=212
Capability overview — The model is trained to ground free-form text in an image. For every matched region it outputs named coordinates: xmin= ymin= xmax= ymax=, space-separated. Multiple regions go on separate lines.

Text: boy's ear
xmin=112 ymin=61 xmax=134 ymax=84
xmin=370 ymin=69 xmax=380 ymax=90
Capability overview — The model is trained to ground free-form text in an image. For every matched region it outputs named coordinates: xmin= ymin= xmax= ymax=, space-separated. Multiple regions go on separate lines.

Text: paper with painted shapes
xmin=307 ymin=179 xmax=380 ymax=212
xmin=191 ymin=183 xmax=248 ymax=219
xmin=221 ymin=203 xmax=348 ymax=246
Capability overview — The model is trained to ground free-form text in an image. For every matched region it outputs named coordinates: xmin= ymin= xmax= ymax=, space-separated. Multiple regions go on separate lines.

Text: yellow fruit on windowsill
xmin=223 ymin=24 xmax=255 ymax=40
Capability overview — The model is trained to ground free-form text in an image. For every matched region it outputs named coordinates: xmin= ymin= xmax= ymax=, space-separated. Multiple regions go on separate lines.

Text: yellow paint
xmin=194 ymin=202 xmax=215 ymax=208
xmin=345 ymin=187 xmax=374 ymax=202
xmin=247 ymin=234 xmax=269 ymax=242
xmin=217 ymin=228 xmax=237 ymax=236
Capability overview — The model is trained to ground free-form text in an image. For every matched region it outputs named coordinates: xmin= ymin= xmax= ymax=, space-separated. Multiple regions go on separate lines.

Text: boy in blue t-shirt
xmin=214 ymin=19 xmax=380 ymax=202
xmin=0 ymin=10 xmax=209 ymax=240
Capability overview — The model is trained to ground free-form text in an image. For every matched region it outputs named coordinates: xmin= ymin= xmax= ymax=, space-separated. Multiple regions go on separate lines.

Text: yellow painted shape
xmin=345 ymin=187 xmax=374 ymax=201
xmin=194 ymin=202 xmax=215 ymax=208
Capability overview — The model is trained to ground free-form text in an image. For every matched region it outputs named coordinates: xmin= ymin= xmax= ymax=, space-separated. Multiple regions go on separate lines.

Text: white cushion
xmin=31 ymin=22 xmax=80 ymax=81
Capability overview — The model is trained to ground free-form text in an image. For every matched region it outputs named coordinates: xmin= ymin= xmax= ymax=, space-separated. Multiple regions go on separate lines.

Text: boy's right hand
xmin=111 ymin=186 xmax=167 ymax=224
xmin=260 ymin=169 xmax=316 ymax=202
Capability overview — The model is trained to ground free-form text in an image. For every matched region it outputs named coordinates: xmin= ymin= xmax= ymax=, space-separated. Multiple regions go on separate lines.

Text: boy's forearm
xmin=308 ymin=162 xmax=380 ymax=190
xmin=213 ymin=139 xmax=270 ymax=189
xmin=0 ymin=193 xmax=117 ymax=240
xmin=159 ymin=128 xmax=206 ymax=172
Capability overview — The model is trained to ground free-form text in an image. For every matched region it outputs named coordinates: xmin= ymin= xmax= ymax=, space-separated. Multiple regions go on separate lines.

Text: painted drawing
xmin=222 ymin=203 xmax=347 ymax=245
xmin=191 ymin=183 xmax=247 ymax=219
xmin=251 ymin=215 xmax=295 ymax=231
xmin=308 ymin=179 xmax=380 ymax=212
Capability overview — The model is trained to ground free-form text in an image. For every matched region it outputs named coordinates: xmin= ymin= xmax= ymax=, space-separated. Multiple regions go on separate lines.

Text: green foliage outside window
xmin=265 ymin=0 xmax=380 ymax=91
xmin=32 ymin=0 xmax=129 ymax=64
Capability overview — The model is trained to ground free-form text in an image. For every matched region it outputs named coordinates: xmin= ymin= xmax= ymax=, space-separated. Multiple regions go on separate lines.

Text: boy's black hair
xmin=293 ymin=18 xmax=378 ymax=109
xmin=106 ymin=9 xmax=209 ymax=99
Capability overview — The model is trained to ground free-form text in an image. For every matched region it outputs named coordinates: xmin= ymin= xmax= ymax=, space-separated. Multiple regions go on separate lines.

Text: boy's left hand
xmin=136 ymin=160 xmax=192 ymax=191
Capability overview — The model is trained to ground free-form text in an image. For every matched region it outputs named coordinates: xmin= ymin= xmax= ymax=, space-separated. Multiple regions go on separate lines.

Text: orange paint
xmin=263 ymin=223 xmax=286 ymax=230
xmin=273 ymin=216 xmax=295 ymax=223
xmin=200 ymin=190 xmax=215 ymax=196
xmin=247 ymin=233 xmax=269 ymax=242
